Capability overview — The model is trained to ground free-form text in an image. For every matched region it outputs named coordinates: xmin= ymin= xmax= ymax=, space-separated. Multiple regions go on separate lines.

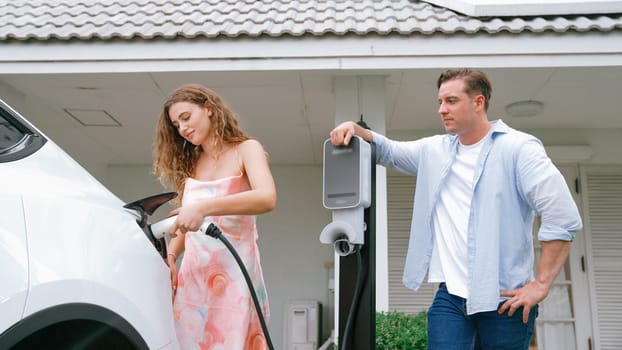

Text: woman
xmin=153 ymin=83 xmax=276 ymax=350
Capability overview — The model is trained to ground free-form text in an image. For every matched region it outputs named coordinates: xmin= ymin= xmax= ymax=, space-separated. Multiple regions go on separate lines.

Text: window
xmin=0 ymin=101 xmax=46 ymax=162
xmin=0 ymin=116 xmax=24 ymax=150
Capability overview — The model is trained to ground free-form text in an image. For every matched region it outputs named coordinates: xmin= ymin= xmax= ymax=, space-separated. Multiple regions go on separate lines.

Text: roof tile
xmin=0 ymin=0 xmax=620 ymax=41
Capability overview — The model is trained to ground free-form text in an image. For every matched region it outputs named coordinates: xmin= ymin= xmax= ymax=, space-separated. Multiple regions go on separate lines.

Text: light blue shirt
xmin=372 ymin=119 xmax=582 ymax=314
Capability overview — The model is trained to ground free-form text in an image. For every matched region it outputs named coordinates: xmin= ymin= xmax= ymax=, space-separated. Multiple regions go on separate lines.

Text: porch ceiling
xmin=0 ymin=66 xmax=620 ymax=168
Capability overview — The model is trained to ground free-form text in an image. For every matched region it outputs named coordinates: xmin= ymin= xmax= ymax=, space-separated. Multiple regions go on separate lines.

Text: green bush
xmin=376 ymin=310 xmax=427 ymax=350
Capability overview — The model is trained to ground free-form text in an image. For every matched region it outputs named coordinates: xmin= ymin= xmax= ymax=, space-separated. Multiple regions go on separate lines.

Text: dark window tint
xmin=0 ymin=102 xmax=46 ymax=162
xmin=0 ymin=114 xmax=25 ymax=150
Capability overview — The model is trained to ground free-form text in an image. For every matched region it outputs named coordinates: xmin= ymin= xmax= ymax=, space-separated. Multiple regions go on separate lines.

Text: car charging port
xmin=123 ymin=192 xmax=178 ymax=260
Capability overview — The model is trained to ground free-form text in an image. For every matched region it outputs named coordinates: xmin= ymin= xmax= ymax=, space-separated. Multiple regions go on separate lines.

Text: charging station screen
xmin=323 ymin=137 xmax=360 ymax=209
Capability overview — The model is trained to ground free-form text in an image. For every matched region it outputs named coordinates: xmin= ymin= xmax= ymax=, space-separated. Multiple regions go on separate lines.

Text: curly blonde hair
xmin=152 ymin=84 xmax=249 ymax=203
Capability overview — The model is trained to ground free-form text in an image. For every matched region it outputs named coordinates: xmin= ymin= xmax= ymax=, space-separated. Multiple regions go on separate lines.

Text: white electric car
xmin=0 ymin=98 xmax=179 ymax=349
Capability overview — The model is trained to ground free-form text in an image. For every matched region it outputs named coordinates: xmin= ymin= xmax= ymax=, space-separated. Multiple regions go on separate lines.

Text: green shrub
xmin=376 ymin=311 xmax=427 ymax=350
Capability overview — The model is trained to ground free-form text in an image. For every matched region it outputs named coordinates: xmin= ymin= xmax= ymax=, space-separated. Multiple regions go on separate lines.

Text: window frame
xmin=0 ymin=99 xmax=46 ymax=163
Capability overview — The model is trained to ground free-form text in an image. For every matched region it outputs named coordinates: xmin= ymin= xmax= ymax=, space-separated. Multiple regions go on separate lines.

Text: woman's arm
xmin=169 ymin=139 xmax=277 ymax=234
xmin=198 ymin=139 xmax=276 ymax=215
xmin=167 ymin=233 xmax=185 ymax=298
xmin=167 ymin=233 xmax=185 ymax=266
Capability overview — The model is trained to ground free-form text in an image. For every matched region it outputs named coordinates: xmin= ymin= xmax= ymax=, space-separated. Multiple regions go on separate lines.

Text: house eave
xmin=1 ymin=32 xmax=621 ymax=74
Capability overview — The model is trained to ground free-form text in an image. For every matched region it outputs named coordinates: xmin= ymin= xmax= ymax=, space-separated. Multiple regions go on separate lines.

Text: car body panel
xmin=0 ymin=98 xmax=178 ymax=349
xmin=23 ymin=192 xmax=176 ymax=349
xmin=0 ymin=192 xmax=28 ymax=333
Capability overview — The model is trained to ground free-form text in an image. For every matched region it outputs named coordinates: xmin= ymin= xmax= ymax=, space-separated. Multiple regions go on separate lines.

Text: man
xmin=329 ymin=68 xmax=582 ymax=349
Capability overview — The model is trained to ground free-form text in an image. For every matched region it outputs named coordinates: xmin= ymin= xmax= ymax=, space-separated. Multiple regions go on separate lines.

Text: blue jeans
xmin=427 ymin=283 xmax=537 ymax=350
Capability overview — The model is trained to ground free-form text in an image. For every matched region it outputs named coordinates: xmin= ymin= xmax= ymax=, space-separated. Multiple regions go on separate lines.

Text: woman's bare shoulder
xmin=238 ymin=138 xmax=265 ymax=152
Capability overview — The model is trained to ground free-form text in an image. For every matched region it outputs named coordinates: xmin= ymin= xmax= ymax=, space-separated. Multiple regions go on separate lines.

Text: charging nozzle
xmin=149 ymin=216 xmax=177 ymax=239
xmin=333 ymin=237 xmax=360 ymax=256
xmin=150 ymin=216 xmax=223 ymax=240
xmin=319 ymin=215 xmax=365 ymax=256
xmin=201 ymin=221 xmax=222 ymax=238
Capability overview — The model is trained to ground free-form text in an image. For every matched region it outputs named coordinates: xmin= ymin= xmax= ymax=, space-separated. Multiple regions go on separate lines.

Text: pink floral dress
xmin=173 ymin=175 xmax=269 ymax=350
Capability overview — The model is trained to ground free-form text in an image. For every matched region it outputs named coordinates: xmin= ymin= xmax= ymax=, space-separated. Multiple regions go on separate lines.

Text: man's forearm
xmin=352 ymin=122 xmax=373 ymax=142
xmin=536 ymin=240 xmax=572 ymax=290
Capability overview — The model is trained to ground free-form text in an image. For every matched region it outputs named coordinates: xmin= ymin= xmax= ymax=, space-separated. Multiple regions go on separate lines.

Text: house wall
xmin=531 ymin=128 xmax=622 ymax=165
xmin=103 ymin=163 xmax=334 ymax=348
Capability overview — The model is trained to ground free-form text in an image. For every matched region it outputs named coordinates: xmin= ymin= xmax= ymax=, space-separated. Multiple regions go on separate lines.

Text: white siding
xmin=387 ymin=173 xmax=436 ymax=314
xmin=583 ymin=166 xmax=622 ymax=350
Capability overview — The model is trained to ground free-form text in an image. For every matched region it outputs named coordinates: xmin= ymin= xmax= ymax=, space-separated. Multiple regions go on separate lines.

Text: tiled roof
xmin=1 ymin=0 xmax=621 ymax=41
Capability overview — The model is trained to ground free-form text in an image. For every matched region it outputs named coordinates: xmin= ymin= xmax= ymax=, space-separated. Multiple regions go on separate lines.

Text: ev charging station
xmin=320 ymin=130 xmax=376 ymax=350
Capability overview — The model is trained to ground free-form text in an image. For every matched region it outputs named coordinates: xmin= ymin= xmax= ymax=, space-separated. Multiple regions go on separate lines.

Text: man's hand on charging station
xmin=330 ymin=121 xmax=356 ymax=146
xmin=330 ymin=121 xmax=373 ymax=146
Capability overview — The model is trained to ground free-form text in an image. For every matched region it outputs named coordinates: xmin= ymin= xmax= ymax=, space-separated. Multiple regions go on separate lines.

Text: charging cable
xmin=340 ymin=247 xmax=365 ymax=350
xmin=202 ymin=222 xmax=275 ymax=350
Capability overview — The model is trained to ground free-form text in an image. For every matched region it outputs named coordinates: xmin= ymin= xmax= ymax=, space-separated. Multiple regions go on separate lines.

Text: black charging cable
xmin=340 ymin=247 xmax=365 ymax=350
xmin=203 ymin=223 xmax=275 ymax=350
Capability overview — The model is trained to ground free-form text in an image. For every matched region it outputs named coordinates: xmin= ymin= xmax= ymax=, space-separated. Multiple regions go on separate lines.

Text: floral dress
xmin=173 ymin=175 xmax=269 ymax=350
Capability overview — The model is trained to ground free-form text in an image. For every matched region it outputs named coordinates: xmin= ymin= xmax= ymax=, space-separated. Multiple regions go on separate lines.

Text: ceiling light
xmin=505 ymin=100 xmax=544 ymax=117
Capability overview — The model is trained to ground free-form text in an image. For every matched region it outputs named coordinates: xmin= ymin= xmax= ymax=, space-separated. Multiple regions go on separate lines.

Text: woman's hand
xmin=167 ymin=202 xmax=206 ymax=235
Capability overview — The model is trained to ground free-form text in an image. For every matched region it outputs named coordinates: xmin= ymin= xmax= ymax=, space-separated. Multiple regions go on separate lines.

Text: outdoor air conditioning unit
xmin=283 ymin=300 xmax=321 ymax=350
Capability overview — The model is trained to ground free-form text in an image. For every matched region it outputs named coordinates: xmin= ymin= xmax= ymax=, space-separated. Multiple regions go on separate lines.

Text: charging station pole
xmin=338 ymin=122 xmax=376 ymax=350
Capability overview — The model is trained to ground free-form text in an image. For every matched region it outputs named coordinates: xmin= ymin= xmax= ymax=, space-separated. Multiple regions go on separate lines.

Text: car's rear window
xmin=0 ymin=102 xmax=46 ymax=162
xmin=0 ymin=113 xmax=25 ymax=150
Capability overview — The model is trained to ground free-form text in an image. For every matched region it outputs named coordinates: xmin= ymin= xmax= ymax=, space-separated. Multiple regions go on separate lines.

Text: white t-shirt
xmin=428 ymin=137 xmax=484 ymax=299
